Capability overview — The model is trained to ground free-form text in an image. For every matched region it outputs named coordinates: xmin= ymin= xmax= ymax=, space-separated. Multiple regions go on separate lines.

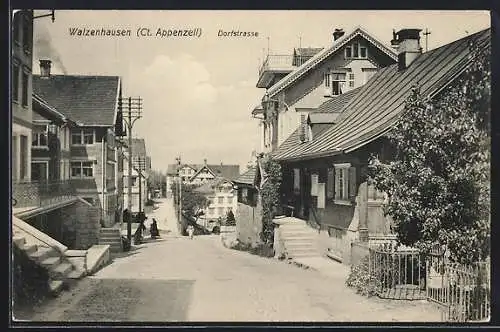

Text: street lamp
xmin=120 ymin=96 xmax=143 ymax=244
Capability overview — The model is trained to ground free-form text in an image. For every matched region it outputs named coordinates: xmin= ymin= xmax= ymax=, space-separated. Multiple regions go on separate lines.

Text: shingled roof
xmin=276 ymin=28 xmax=490 ymax=162
xmin=32 ymin=75 xmax=120 ymax=126
xmin=233 ymin=167 xmax=257 ymax=185
xmin=272 ymin=87 xmax=361 ymax=160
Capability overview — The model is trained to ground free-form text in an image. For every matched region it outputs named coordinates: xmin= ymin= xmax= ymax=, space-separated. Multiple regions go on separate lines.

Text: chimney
xmin=391 ymin=29 xmax=422 ymax=70
xmin=204 ymin=158 xmax=207 ymax=166
xmin=333 ymin=28 xmax=345 ymax=42
xmin=39 ymin=59 xmax=52 ymax=78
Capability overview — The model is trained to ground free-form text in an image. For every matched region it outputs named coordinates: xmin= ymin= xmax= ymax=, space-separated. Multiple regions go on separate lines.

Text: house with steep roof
xmin=32 ymin=60 xmax=124 ymax=227
xmin=273 ymin=28 xmax=491 ymax=264
xmin=165 ymin=159 xmax=240 ymax=193
xmin=123 ymin=138 xmax=151 ymax=213
xmin=253 ymin=26 xmax=398 ymax=153
xmin=194 ymin=177 xmax=238 ymax=223
xmin=31 ymin=93 xmax=76 ymax=182
xmin=232 ymin=167 xmax=262 ymax=245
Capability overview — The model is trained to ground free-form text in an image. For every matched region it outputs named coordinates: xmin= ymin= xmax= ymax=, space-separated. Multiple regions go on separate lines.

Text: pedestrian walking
xmin=150 ymin=218 xmax=160 ymax=239
xmin=187 ymin=225 xmax=194 ymax=239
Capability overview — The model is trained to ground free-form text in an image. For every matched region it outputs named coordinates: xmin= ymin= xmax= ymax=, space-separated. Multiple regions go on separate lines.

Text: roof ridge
xmin=267 ymin=27 xmax=398 ymax=98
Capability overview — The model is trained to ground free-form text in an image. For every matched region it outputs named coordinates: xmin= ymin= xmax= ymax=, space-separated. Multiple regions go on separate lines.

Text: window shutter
xmin=334 ymin=169 xmax=340 ymax=199
xmin=348 ymin=166 xmax=357 ymax=200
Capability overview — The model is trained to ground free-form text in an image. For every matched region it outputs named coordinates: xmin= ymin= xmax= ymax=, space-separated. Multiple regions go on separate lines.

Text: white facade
xmin=203 ymin=181 xmax=238 ymax=221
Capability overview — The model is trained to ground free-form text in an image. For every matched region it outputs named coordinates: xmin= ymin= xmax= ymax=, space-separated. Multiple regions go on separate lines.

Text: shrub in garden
xmin=345 ymin=255 xmax=380 ymax=297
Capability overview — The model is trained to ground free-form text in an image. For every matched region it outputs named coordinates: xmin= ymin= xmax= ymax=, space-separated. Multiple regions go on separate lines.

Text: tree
xmin=258 ymin=153 xmax=282 ymax=244
xmin=368 ymin=40 xmax=490 ymax=265
xmin=170 ymin=181 xmax=208 ymax=223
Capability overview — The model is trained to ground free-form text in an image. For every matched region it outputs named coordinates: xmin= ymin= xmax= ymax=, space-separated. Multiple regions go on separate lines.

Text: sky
xmin=31 ymin=10 xmax=490 ymax=173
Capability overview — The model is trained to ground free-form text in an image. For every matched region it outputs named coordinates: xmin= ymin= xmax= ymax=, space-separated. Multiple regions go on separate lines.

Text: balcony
xmin=12 ymin=180 xmax=79 ymax=213
xmin=257 ymin=55 xmax=313 ymax=88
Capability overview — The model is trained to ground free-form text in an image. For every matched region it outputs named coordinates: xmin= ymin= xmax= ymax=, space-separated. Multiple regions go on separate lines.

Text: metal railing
xmin=426 ymin=247 xmax=490 ymax=322
xmin=368 ymin=242 xmax=426 ymax=300
xmin=258 ymin=55 xmax=312 ymax=77
xmin=12 ymin=180 xmax=78 ymax=209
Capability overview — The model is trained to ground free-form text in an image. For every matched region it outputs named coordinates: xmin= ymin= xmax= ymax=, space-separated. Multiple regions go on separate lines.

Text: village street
xmin=22 ymin=198 xmax=442 ymax=323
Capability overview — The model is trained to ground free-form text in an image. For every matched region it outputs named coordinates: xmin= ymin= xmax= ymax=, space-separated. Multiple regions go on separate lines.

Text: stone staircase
xmin=277 ymin=218 xmax=321 ymax=259
xmin=13 ymin=228 xmax=85 ymax=297
xmin=99 ymin=227 xmax=122 ymax=253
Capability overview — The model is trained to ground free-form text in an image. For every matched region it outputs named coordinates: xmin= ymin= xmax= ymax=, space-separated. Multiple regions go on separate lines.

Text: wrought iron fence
xmin=12 ymin=180 xmax=78 ymax=209
xmin=426 ymin=246 xmax=490 ymax=322
xmin=368 ymin=242 xmax=490 ymax=321
xmin=368 ymin=242 xmax=426 ymax=300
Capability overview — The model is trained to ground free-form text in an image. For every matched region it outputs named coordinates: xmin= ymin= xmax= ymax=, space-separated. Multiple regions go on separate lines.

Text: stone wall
xmin=236 ymin=197 xmax=263 ymax=246
xmin=61 ymin=200 xmax=101 ymax=250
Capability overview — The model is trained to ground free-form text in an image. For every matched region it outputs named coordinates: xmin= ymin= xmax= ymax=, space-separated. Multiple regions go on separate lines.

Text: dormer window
xmin=345 ymin=43 xmax=368 ymax=59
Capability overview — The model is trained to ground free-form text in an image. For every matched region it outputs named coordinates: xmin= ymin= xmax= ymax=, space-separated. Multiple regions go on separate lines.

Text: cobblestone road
xmin=24 ymin=199 xmax=442 ymax=323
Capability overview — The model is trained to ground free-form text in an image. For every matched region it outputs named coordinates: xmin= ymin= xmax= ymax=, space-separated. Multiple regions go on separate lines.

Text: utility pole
xmin=175 ymin=156 xmax=182 ymax=231
xmin=120 ymin=96 xmax=142 ymax=243
xmin=423 ymin=28 xmax=431 ymax=52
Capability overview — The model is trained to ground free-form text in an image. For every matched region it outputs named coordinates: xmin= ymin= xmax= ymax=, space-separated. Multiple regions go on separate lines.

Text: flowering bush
xmin=345 ymin=255 xmax=380 ymax=297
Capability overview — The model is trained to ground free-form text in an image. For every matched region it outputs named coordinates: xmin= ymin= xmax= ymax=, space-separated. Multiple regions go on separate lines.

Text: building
xmin=31 ymin=93 xmax=75 ymax=182
xmin=12 ymin=10 xmax=34 ymax=183
xmin=272 ymin=28 xmax=491 ymax=264
xmin=123 ymin=138 xmax=150 ymax=213
xmin=194 ymin=177 xmax=238 ymax=222
xmin=253 ymin=26 xmax=398 ymax=153
xmin=32 ymin=60 xmax=123 ymax=227
xmin=166 ymin=160 xmax=240 ymax=192
xmin=233 ymin=167 xmax=262 ymax=245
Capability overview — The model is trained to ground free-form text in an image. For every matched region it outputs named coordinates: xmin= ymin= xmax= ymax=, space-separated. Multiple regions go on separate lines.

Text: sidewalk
xmin=292 ymin=256 xmax=350 ymax=280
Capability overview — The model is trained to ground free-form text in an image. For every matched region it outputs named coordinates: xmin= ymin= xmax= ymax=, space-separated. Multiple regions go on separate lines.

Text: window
xmin=218 ymin=197 xmax=224 ymax=204
xmin=21 ymin=71 xmax=28 ymax=107
xmin=348 ymin=73 xmax=355 ymax=88
xmin=71 ymin=129 xmax=94 ymax=145
xmin=293 ymin=168 xmax=300 ymax=192
xmin=12 ymin=62 xmax=19 ymax=102
xmin=324 ymin=72 xmax=330 ymax=87
xmin=209 ymin=207 xmax=215 ymax=215
xmin=227 ymin=196 xmax=233 ymax=204
xmin=331 ymin=72 xmax=346 ymax=96
xmin=20 ymin=135 xmax=28 ymax=180
xmin=334 ymin=163 xmax=356 ymax=204
xmin=217 ymin=207 xmax=224 ymax=216
xmin=353 ymin=43 xmax=359 ymax=58
xmin=360 ymin=47 xmax=367 ymax=58
xmin=345 ymin=46 xmax=352 ymax=58
xmin=83 ymin=129 xmax=94 ymax=144
xmin=71 ymin=161 xmax=94 ymax=178
xmin=345 ymin=43 xmax=368 ymax=59
xmin=32 ymin=126 xmax=48 ymax=147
